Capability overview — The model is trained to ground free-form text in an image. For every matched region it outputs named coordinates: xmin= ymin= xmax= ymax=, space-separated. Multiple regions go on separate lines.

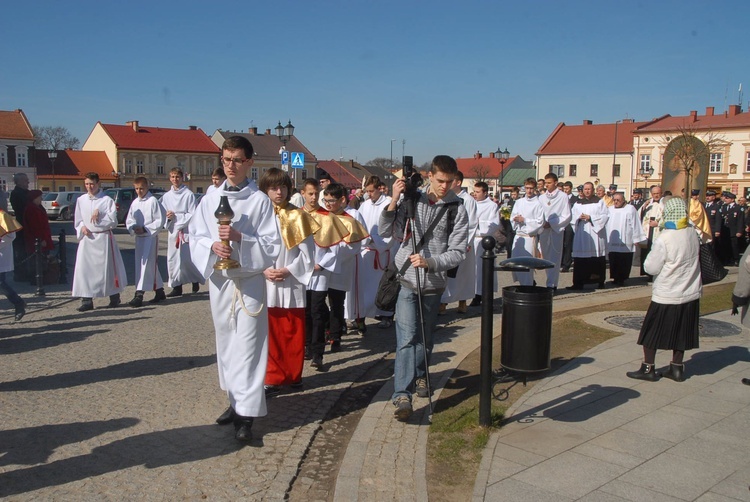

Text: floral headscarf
xmin=661 ymin=196 xmax=688 ymax=230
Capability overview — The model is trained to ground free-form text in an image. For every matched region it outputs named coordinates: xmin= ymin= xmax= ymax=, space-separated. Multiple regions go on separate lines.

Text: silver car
xmin=42 ymin=191 xmax=84 ymax=220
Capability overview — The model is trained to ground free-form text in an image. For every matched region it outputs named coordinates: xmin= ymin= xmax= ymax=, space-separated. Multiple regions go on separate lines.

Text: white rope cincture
xmin=228 ymin=277 xmax=264 ymax=331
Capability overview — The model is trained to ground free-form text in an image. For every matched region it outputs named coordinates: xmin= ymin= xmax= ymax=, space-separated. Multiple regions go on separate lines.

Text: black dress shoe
xmin=77 ymin=301 xmax=94 ymax=312
xmin=311 ymin=354 xmax=323 ymax=370
xmin=626 ymin=362 xmax=659 ymax=381
xmin=330 ymin=340 xmax=342 ymax=353
xmin=167 ymin=286 xmax=183 ymax=297
xmin=192 ymin=282 xmax=200 ymax=293
xmin=216 ymin=406 xmax=236 ymax=425
xmin=14 ymin=301 xmax=26 ymax=321
xmin=149 ymin=288 xmax=166 ymax=303
xmin=129 ymin=293 xmax=144 ymax=308
xmin=234 ymin=418 xmax=254 ymax=443
xmin=264 ymin=385 xmax=281 ymax=398
xmin=107 ymin=294 xmax=121 ymax=308
xmin=742 ymin=378 xmax=750 ymax=386
xmin=659 ymin=363 xmax=685 ymax=382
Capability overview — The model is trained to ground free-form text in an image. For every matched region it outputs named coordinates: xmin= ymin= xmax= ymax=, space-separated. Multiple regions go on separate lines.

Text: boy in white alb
xmin=510 ymin=178 xmax=545 ymax=286
xmin=538 ymin=173 xmax=571 ymax=290
xmin=471 ymin=181 xmax=500 ymax=306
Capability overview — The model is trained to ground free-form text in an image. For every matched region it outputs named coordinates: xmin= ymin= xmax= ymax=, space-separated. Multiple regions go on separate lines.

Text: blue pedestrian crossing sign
xmin=291 ymin=152 xmax=305 ymax=169
xmin=281 ymin=151 xmax=289 ymax=165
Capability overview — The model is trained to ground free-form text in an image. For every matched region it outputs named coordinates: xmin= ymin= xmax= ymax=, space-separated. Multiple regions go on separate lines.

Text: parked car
xmin=104 ymin=188 xmax=137 ymax=224
xmin=41 ymin=191 xmax=84 ymax=220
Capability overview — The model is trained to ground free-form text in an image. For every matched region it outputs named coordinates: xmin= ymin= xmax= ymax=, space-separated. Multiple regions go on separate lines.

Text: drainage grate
xmin=605 ymin=315 xmax=742 ymax=338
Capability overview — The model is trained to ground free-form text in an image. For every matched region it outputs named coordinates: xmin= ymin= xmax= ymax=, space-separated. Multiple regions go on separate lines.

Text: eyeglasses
xmin=323 ymin=198 xmax=340 ymax=205
xmin=221 ymin=157 xmax=247 ymax=166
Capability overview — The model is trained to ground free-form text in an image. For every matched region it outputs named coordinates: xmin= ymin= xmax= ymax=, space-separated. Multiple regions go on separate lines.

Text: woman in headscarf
xmin=627 ymin=197 xmax=701 ymax=382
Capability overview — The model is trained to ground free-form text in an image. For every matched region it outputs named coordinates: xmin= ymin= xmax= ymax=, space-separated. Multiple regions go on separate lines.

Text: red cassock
xmin=23 ymin=204 xmax=54 ymax=253
xmin=265 ymin=307 xmax=306 ymax=386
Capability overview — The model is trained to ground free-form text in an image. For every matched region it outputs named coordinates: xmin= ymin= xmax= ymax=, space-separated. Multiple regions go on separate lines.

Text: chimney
xmin=728 ymin=104 xmax=741 ymax=116
xmin=622 ymin=118 xmax=634 ymax=123
xmin=489 ymin=151 xmax=496 ymax=159
xmin=474 ymin=151 xmax=482 ymax=159
xmin=265 ymin=129 xmax=272 ymax=135
xmin=690 ymin=110 xmax=697 ymax=122
xmin=126 ymin=120 xmax=139 ymax=131
xmin=248 ymin=127 xmax=258 ymax=135
xmin=188 ymin=125 xmax=197 ymax=130
xmin=583 ymin=120 xmax=593 ymax=125
xmin=705 ymin=106 xmax=714 ymax=116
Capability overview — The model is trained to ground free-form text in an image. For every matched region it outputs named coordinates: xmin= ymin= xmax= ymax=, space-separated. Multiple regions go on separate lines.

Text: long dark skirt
xmin=637 ymin=299 xmax=700 ymax=351
xmin=572 ymin=256 xmax=606 ymax=287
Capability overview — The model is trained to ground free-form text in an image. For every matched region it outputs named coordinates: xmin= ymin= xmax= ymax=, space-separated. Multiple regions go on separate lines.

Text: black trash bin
xmin=500 ymin=285 xmax=553 ymax=373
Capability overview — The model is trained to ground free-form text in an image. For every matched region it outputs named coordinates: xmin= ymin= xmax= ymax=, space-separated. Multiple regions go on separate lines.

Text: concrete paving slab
xmin=598 ymin=479 xmax=687 ymax=502
xmin=484 ymin=477 xmax=573 ymax=502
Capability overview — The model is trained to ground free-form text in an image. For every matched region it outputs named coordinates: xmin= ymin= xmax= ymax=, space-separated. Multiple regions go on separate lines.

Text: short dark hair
xmin=258 ymin=168 xmax=292 ymax=201
xmin=455 ymin=170 xmax=465 ymax=182
xmin=544 ymin=172 xmax=558 ymax=182
xmin=212 ymin=167 xmax=226 ymax=178
xmin=431 ymin=155 xmax=458 ymax=176
xmin=364 ymin=175 xmax=381 ymax=188
xmin=303 ymin=178 xmax=319 ymax=190
xmin=133 ymin=176 xmax=149 ymax=186
xmin=323 ymin=182 xmax=347 ymax=199
xmin=85 ymin=172 xmax=100 ymax=183
xmin=169 ymin=167 xmax=184 ymax=177
xmin=474 ymin=181 xmax=489 ymax=193
xmin=524 ymin=177 xmax=537 ymax=186
xmin=221 ymin=135 xmax=254 ymax=158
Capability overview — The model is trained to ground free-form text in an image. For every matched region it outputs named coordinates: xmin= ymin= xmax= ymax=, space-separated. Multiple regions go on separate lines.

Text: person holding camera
xmin=379 ymin=155 xmax=469 ymax=421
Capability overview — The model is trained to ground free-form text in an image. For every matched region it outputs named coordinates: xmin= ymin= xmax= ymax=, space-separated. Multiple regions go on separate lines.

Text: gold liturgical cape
xmin=689 ymin=198 xmax=712 ymax=242
xmin=275 ymin=202 xmax=320 ymax=250
xmin=331 ymin=210 xmax=370 ymax=244
xmin=0 ymin=210 xmax=22 ymax=239
xmin=305 ymin=207 xmax=349 ymax=248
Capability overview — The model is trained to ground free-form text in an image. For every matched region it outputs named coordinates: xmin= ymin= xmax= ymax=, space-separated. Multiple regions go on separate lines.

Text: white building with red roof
xmin=83 ymin=121 xmax=220 ymax=192
xmin=456 ymin=151 xmax=536 ymax=197
xmin=0 ymin=109 xmax=36 ymax=192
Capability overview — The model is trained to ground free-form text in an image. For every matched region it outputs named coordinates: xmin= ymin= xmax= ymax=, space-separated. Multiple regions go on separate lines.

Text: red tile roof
xmin=99 ymin=122 xmax=220 ymax=154
xmin=0 ymin=109 xmax=34 ymax=141
xmin=456 ymin=154 xmax=528 ymax=179
xmin=537 ymin=119 xmax=648 ymax=155
xmin=213 ymin=129 xmax=317 ymax=161
xmin=636 ymin=105 xmax=750 ymax=132
xmin=35 ymin=150 xmax=116 ymax=181
xmin=317 ymin=160 xmax=364 ymax=188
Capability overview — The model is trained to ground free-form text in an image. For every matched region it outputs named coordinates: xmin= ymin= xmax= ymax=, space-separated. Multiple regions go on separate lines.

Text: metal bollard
xmin=479 ymin=235 xmax=496 ymax=427
xmin=34 ymin=238 xmax=45 ymax=297
xmin=58 ymin=229 xmax=68 ymax=284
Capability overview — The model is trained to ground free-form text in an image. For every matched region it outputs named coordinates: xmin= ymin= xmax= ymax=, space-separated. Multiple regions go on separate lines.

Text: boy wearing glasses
xmin=161 ymin=167 xmax=203 ymax=296
xmin=189 ymin=136 xmax=281 ymax=443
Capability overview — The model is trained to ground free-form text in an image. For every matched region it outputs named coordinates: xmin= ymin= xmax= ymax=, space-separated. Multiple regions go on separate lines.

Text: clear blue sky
xmin=3 ymin=0 xmax=747 ymax=167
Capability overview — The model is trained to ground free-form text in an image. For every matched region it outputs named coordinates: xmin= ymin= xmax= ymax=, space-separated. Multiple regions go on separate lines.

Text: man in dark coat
xmin=560 ymin=181 xmax=578 ymax=272
xmin=705 ymin=190 xmax=723 ymax=257
xmin=721 ymin=191 xmax=744 ymax=266
xmin=629 ymin=188 xmax=645 ymax=212
xmin=9 ymin=173 xmax=30 ymax=281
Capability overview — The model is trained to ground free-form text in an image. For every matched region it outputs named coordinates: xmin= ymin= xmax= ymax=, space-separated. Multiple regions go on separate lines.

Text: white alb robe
xmin=126 ymin=193 xmax=166 ymax=292
xmin=538 ymin=189 xmax=572 ymax=288
xmin=266 ymin=227 xmax=315 ymax=309
xmin=162 ymin=185 xmax=203 ymax=287
xmin=510 ymin=196 xmax=545 ymax=285
xmin=189 ymin=181 xmax=282 ymax=417
xmin=442 ymin=189 xmax=478 ymax=303
xmin=571 ymin=199 xmax=609 ymax=258
xmin=640 ymin=199 xmax=664 ymax=243
xmin=72 ymin=190 xmax=128 ymax=298
xmin=607 ymin=204 xmax=647 ymax=253
xmin=474 ymin=197 xmax=501 ymax=294
xmin=353 ymin=194 xmax=393 ymax=318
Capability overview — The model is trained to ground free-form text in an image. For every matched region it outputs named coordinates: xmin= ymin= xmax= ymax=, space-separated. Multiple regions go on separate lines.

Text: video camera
xmin=402 ymin=155 xmax=423 ymax=201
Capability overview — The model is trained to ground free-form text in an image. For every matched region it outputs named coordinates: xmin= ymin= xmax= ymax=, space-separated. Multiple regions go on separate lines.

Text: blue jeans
xmin=392 ymin=287 xmax=442 ymax=402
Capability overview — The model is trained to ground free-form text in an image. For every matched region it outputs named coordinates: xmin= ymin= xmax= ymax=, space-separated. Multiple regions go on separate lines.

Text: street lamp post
xmin=612 ymin=120 xmax=622 ymax=186
xmin=48 ymin=151 xmax=58 ymax=191
xmin=276 ymin=120 xmax=295 ymax=186
xmin=496 ymin=147 xmax=510 ymax=197
xmin=390 ymin=139 xmax=396 ymax=170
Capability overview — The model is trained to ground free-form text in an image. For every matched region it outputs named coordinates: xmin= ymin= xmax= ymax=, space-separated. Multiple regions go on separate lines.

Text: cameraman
xmin=379 ymin=155 xmax=469 ymax=421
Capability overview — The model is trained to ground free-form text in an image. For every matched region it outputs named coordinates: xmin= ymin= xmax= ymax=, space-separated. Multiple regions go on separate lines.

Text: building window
xmin=301 ymin=169 xmax=308 ymax=179
xmin=746 ymin=152 xmax=750 ymax=173
xmin=569 ymin=164 xmax=577 ymax=177
xmin=0 ymin=179 xmax=6 ymax=192
xmin=157 ymin=161 xmax=165 ymax=175
xmin=640 ymin=154 xmax=651 ymax=172
xmin=251 ymin=167 xmax=258 ymax=180
xmin=136 ymin=160 xmax=144 ymax=174
xmin=709 ymin=153 xmax=723 ymax=173
xmin=0 ymin=151 xmax=6 ymax=167
xmin=613 ymin=164 xmax=621 ymax=177
xmin=17 ymin=152 xmax=27 ymax=167
xmin=590 ymin=164 xmax=598 ymax=177
xmin=74 ymin=186 xmax=81 ymax=192
xmin=124 ymin=159 xmax=133 ymax=174
xmin=549 ymin=164 xmax=564 ymax=178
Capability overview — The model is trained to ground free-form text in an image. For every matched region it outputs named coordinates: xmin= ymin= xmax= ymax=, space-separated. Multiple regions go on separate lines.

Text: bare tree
xmin=33 ymin=126 xmax=81 ymax=150
xmin=658 ymin=125 xmax=725 ymax=200
xmin=471 ymin=164 xmax=490 ymax=183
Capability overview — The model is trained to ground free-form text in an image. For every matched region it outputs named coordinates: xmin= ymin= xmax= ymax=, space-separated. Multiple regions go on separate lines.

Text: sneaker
xmin=415 ymin=378 xmax=429 ymax=398
xmin=393 ymin=396 xmax=413 ymax=421
xmin=376 ymin=318 xmax=393 ymax=329
xmin=264 ymin=385 xmax=281 ymax=398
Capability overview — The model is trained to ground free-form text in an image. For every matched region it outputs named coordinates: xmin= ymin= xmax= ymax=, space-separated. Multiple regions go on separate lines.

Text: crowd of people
xmin=4 ymin=141 xmax=750 ymax=441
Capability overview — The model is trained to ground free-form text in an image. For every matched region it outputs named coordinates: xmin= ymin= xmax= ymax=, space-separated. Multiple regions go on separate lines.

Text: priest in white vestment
xmin=606 ymin=192 xmax=647 ymax=286
xmin=441 ymin=171 xmax=478 ymax=312
xmin=510 ymin=178 xmax=545 ymax=286
xmin=568 ymin=182 xmax=609 ymax=290
xmin=538 ymin=174 xmax=571 ymax=289
xmin=639 ymin=185 xmax=664 ymax=278
xmin=472 ymin=182 xmax=500 ymax=306
xmin=189 ymin=136 xmax=281 ymax=443
xmin=72 ymin=172 xmax=128 ymax=311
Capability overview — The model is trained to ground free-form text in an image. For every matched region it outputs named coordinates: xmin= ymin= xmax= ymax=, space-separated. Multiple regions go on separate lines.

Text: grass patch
xmin=426 ymin=280 xmax=736 ymax=502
